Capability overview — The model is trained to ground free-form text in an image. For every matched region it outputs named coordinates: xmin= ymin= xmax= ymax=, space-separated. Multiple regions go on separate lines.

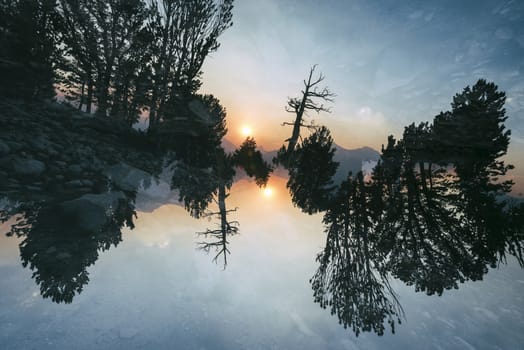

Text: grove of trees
xmin=0 ymin=0 xmax=234 ymax=130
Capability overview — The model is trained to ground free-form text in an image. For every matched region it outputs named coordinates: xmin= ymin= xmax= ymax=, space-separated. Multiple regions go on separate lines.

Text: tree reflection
xmin=310 ymin=144 xmax=523 ymax=335
xmin=307 ymin=80 xmax=524 ymax=336
xmin=174 ymin=140 xmax=271 ymax=266
xmin=170 ymin=121 xmax=271 ymax=265
xmin=171 ymin=145 xmax=237 ymax=267
xmin=311 ymin=172 xmax=403 ymax=336
xmin=196 ymin=184 xmax=239 ymax=268
xmin=372 ymin=133 xmax=490 ymax=295
xmin=232 ymin=137 xmax=272 ymax=187
xmin=2 ymin=189 xmax=137 ymax=303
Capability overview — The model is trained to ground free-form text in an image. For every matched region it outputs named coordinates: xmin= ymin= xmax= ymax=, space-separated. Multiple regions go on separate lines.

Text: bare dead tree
xmin=196 ymin=184 xmax=239 ymax=268
xmin=283 ymin=65 xmax=335 ymax=156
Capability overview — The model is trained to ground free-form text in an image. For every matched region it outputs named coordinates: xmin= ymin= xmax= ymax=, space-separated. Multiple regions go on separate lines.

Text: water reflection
xmin=311 ymin=172 xmax=404 ymax=336
xmin=0 ymin=111 xmax=159 ymax=303
xmin=303 ymin=152 xmax=524 ymax=335
xmin=1 ymin=185 xmax=137 ymax=303
xmin=171 ymin=135 xmax=271 ymax=266
xmin=196 ymin=184 xmax=239 ymax=268
xmin=280 ymin=80 xmax=524 ymax=336
xmin=0 ymin=91 xmax=275 ymax=301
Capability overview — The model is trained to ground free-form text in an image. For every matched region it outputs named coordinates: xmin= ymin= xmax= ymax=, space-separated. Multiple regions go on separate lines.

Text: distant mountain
xmin=221 ymin=138 xmax=238 ymax=154
xmin=332 ymin=145 xmax=380 ymax=184
xmin=222 ymin=138 xmax=380 ymax=183
xmin=131 ymin=141 xmax=380 ymax=212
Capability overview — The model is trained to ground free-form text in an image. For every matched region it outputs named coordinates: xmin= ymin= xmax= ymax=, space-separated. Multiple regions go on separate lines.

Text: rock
xmin=8 ymin=178 xmax=19 ymax=184
xmin=0 ymin=140 xmax=10 ymax=155
xmin=46 ymin=165 xmax=60 ymax=175
xmin=65 ymin=180 xmax=84 ymax=188
xmin=12 ymin=158 xmax=46 ymax=177
xmin=60 ymin=191 xmax=126 ymax=232
xmin=29 ymin=135 xmax=50 ymax=152
xmin=54 ymin=160 xmax=67 ymax=168
xmin=81 ymin=179 xmax=94 ymax=187
xmin=76 ymin=187 xmax=93 ymax=194
xmin=80 ymin=161 xmax=92 ymax=172
xmin=0 ymin=156 xmax=12 ymax=169
xmin=50 ymin=183 xmax=64 ymax=193
xmin=91 ymin=158 xmax=104 ymax=171
xmin=6 ymin=141 xmax=23 ymax=152
xmin=51 ymin=142 xmax=65 ymax=151
xmin=46 ymin=148 xmax=59 ymax=157
xmin=7 ymin=181 xmax=21 ymax=190
xmin=105 ymin=163 xmax=152 ymax=192
xmin=36 ymin=152 xmax=50 ymax=160
xmin=67 ymin=164 xmax=83 ymax=176
xmin=64 ymin=181 xmax=93 ymax=192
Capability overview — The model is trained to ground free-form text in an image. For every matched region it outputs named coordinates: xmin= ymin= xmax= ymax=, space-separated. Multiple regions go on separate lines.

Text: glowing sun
xmin=241 ymin=126 xmax=252 ymax=137
xmin=262 ymin=187 xmax=273 ymax=197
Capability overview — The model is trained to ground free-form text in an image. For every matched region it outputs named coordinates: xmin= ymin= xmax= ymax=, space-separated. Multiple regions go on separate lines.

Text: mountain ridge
xmin=222 ymin=138 xmax=381 ymax=182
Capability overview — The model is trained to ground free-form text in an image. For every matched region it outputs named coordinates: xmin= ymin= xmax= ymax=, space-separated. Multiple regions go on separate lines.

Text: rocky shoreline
xmin=0 ymin=99 xmax=161 ymax=202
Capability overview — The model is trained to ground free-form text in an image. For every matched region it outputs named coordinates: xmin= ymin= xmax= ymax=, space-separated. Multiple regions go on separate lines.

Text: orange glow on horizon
xmin=221 ymin=105 xmax=388 ymax=152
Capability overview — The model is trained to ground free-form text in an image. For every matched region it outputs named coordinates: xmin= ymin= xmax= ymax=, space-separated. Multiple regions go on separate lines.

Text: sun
xmin=262 ymin=187 xmax=273 ymax=197
xmin=241 ymin=126 xmax=252 ymax=137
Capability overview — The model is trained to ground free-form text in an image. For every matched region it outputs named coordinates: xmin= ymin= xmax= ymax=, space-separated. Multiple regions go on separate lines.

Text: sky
xmin=200 ymin=0 xmax=524 ymax=159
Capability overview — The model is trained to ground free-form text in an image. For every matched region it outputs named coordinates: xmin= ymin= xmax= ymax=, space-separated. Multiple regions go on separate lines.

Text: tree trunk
xmin=78 ymin=80 xmax=85 ymax=111
xmin=428 ymin=162 xmax=433 ymax=191
xmin=419 ymin=161 xmax=428 ymax=193
xmin=287 ymin=87 xmax=309 ymax=155
xmin=96 ymin=73 xmax=111 ymax=117
xmin=148 ymin=97 xmax=158 ymax=131
xmin=86 ymin=79 xmax=93 ymax=114
xmin=218 ymin=184 xmax=228 ymax=267
xmin=287 ymin=113 xmax=302 ymax=155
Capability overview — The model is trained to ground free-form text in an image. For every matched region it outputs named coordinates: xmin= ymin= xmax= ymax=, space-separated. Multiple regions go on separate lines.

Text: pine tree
xmin=434 ymin=79 xmax=513 ymax=193
xmin=287 ymin=126 xmax=339 ymax=214
xmin=0 ymin=0 xmax=57 ymax=100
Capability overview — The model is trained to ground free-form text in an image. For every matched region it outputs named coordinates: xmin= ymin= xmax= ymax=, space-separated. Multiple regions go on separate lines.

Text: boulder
xmin=29 ymin=135 xmax=51 ymax=152
xmin=65 ymin=180 xmax=84 ymax=188
xmin=60 ymin=191 xmax=126 ymax=232
xmin=6 ymin=141 xmax=23 ymax=152
xmin=12 ymin=158 xmax=46 ymax=177
xmin=81 ymin=179 xmax=94 ymax=188
xmin=67 ymin=164 xmax=83 ymax=176
xmin=105 ymin=163 xmax=152 ymax=192
xmin=0 ymin=140 xmax=10 ymax=155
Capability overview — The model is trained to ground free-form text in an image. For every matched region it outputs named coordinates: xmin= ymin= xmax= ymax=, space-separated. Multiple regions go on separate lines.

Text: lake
xmin=1 ymin=170 xmax=523 ymax=350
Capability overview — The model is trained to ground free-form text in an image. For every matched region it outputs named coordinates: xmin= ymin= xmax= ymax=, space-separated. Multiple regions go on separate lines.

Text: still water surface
xmin=1 ymin=175 xmax=523 ymax=350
